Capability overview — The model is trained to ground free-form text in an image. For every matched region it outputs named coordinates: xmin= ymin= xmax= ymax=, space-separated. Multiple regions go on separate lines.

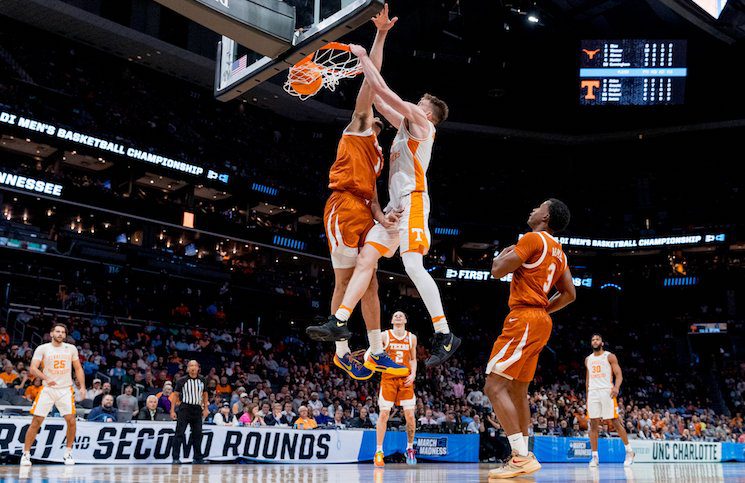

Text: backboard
xmin=215 ymin=0 xmax=384 ymax=101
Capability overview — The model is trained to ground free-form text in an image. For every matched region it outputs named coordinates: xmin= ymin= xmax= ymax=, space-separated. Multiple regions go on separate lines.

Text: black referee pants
xmin=172 ymin=404 xmax=204 ymax=461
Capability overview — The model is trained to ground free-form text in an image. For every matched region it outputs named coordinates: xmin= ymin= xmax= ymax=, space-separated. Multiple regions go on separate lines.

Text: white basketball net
xmin=284 ymin=44 xmax=362 ymax=101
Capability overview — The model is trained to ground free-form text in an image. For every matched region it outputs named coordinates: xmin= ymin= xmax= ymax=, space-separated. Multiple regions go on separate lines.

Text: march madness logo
xmin=567 ymin=440 xmax=591 ymax=459
xmin=415 ymin=437 xmax=448 ymax=456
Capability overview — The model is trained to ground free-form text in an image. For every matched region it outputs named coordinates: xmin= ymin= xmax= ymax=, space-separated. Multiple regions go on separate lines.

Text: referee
xmin=171 ymin=360 xmax=209 ymax=464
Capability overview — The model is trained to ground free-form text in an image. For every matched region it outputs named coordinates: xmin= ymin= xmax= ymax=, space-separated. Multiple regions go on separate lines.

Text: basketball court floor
xmin=3 ymin=462 xmax=745 ymax=482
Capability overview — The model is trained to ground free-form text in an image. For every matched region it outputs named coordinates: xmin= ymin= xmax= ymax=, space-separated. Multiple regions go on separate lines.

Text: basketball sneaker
xmin=364 ymin=352 xmax=409 ymax=376
xmin=488 ymin=452 xmax=541 ymax=479
xmin=405 ymin=448 xmax=417 ymax=465
xmin=624 ymin=450 xmax=635 ymax=467
xmin=589 ymin=455 xmax=599 ymax=467
xmin=333 ymin=353 xmax=374 ymax=380
xmin=425 ymin=332 xmax=461 ymax=368
xmin=20 ymin=452 xmax=32 ymax=466
xmin=374 ymin=450 xmax=385 ymax=467
xmin=63 ymin=452 xmax=75 ymax=465
xmin=306 ymin=315 xmax=351 ymax=342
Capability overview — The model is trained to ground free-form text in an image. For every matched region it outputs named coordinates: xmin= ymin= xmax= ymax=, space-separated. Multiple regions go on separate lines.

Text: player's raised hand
xmin=372 ymin=4 xmax=398 ymax=32
xmin=349 ymin=44 xmax=368 ymax=58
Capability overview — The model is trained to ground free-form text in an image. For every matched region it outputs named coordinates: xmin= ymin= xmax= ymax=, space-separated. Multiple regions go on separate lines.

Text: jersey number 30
xmin=543 ymin=263 xmax=557 ymax=293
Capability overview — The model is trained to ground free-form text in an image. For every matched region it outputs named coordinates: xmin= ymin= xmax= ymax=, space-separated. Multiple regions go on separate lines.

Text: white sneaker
xmin=588 ymin=456 xmax=599 ymax=467
xmin=20 ymin=453 xmax=32 ymax=466
xmin=63 ymin=452 xmax=75 ymax=465
xmin=624 ymin=450 xmax=635 ymax=467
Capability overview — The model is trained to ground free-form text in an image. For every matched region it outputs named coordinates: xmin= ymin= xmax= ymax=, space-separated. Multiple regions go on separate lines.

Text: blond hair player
xmin=21 ymin=323 xmax=85 ymax=466
xmin=586 ymin=333 xmax=634 ymax=467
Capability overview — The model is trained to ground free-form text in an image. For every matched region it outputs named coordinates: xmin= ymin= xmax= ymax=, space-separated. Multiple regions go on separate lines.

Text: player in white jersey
xmin=21 ymin=323 xmax=85 ymax=466
xmin=328 ymin=41 xmax=460 ymax=370
xmin=585 ymin=333 xmax=634 ymax=467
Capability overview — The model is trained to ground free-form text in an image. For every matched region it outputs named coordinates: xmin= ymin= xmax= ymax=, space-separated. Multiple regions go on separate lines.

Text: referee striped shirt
xmin=174 ymin=376 xmax=207 ymax=406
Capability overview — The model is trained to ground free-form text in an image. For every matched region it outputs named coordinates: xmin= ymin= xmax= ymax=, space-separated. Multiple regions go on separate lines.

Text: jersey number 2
xmin=543 ymin=263 xmax=557 ymax=293
xmin=395 ymin=351 xmax=405 ymax=364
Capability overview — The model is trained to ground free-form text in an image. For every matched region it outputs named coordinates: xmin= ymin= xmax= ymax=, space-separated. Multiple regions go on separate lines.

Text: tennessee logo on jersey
xmin=509 ymin=231 xmax=568 ymax=309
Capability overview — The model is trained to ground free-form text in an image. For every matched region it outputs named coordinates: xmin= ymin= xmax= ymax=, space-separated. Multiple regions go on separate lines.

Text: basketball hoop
xmin=284 ymin=42 xmax=362 ymax=100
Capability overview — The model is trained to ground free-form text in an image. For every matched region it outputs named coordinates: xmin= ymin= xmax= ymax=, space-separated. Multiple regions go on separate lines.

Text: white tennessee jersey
xmin=386 ymin=120 xmax=435 ymax=210
xmin=32 ymin=342 xmax=78 ymax=388
xmin=586 ymin=351 xmax=613 ymax=391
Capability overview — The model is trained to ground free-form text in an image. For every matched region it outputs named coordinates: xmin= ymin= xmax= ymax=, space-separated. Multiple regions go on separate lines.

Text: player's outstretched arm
xmin=547 ymin=267 xmax=577 ymax=314
xmin=373 ymin=95 xmax=404 ymax=128
xmin=350 ymin=44 xmax=429 ymax=128
xmin=350 ymin=5 xmax=397 ymax=125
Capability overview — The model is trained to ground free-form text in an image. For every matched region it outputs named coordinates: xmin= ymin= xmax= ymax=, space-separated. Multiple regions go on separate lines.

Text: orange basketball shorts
xmin=323 ymin=191 xmax=374 ymax=269
xmin=378 ymin=376 xmax=415 ymax=410
xmin=485 ymin=307 xmax=552 ymax=382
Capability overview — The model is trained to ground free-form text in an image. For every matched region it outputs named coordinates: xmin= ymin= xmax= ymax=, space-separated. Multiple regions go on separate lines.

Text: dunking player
xmin=586 ymin=333 xmax=635 ymax=467
xmin=313 ymin=38 xmax=460 ymax=370
xmin=306 ymin=5 xmax=407 ymax=379
xmin=484 ymin=199 xmax=576 ymax=479
xmin=371 ymin=311 xmax=418 ymax=467
xmin=21 ymin=323 xmax=85 ymax=466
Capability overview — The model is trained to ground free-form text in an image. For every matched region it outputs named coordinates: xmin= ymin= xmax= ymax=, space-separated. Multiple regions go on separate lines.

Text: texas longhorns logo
xmin=582 ymin=49 xmax=600 ymax=60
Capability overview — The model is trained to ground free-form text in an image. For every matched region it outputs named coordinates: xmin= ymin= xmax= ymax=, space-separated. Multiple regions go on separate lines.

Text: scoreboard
xmin=579 ymin=40 xmax=687 ymax=106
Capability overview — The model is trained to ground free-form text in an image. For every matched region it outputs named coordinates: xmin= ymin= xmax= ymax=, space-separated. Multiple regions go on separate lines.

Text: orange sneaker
xmin=488 ymin=452 xmax=541 ymax=479
xmin=374 ymin=450 xmax=385 ymax=467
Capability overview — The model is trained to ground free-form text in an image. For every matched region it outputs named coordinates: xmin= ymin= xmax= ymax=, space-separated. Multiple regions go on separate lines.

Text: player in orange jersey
xmin=484 ymin=199 xmax=576 ymax=479
xmin=370 ymin=311 xmax=418 ymax=466
xmin=306 ymin=5 xmax=407 ymax=380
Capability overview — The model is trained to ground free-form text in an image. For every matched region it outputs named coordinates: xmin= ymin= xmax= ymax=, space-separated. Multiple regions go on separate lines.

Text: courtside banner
xmin=630 ymin=440 xmax=721 ymax=463
xmin=533 ymin=436 xmax=727 ymax=463
xmin=0 ymin=418 xmax=479 ymax=463
xmin=0 ymin=418 xmax=362 ymax=464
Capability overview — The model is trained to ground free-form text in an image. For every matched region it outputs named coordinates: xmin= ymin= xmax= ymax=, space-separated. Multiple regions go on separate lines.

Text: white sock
xmin=335 ymin=340 xmax=350 ymax=359
xmin=335 ymin=306 xmax=351 ymax=322
xmin=368 ymin=329 xmax=383 ymax=354
xmin=523 ymin=435 xmax=529 ymax=449
xmin=507 ymin=432 xmax=528 ymax=457
xmin=376 ymin=445 xmax=383 ymax=452
xmin=592 ymin=451 xmax=599 ymax=458
xmin=64 ymin=448 xmax=72 ymax=457
xmin=624 ymin=444 xmax=632 ymax=452
xmin=433 ymin=320 xmax=450 ymax=334
xmin=23 ymin=451 xmax=30 ymax=457
xmin=407 ymin=442 xmax=414 ymax=450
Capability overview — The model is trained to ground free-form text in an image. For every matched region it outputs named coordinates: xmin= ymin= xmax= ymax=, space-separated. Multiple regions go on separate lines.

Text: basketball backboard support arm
xmin=215 ymin=0 xmax=384 ymax=102
xmin=153 ymin=0 xmax=296 ymax=58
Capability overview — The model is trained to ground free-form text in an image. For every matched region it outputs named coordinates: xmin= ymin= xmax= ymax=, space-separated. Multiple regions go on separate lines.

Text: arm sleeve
xmin=513 ymin=232 xmax=544 ymax=264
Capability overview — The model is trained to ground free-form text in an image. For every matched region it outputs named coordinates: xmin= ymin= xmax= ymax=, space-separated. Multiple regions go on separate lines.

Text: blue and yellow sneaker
xmin=364 ymin=352 xmax=410 ymax=376
xmin=334 ymin=353 xmax=374 ymax=380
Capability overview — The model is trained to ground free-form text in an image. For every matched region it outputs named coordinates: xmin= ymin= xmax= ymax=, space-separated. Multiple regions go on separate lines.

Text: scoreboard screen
xmin=579 ymin=40 xmax=687 ymax=106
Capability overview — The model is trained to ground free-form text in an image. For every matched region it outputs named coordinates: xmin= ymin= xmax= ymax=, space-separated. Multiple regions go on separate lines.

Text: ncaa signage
xmin=630 ymin=440 xmax=721 ymax=463
xmin=414 ymin=437 xmax=448 ymax=456
xmin=0 ymin=419 xmax=361 ymax=464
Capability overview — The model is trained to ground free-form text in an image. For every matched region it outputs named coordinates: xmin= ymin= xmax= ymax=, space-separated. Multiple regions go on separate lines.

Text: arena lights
xmin=434 ymin=227 xmax=460 ymax=236
xmin=0 ymin=111 xmax=229 ymax=183
xmin=0 ymin=171 xmax=63 ymax=197
xmin=252 ymin=183 xmax=279 ymax=196
xmin=600 ymin=283 xmax=623 ymax=291
xmin=663 ymin=276 xmax=699 ymax=287
xmin=520 ymin=233 xmax=727 ymax=249
xmin=443 ymin=268 xmax=592 ymax=288
xmin=272 ymin=235 xmax=307 ymax=251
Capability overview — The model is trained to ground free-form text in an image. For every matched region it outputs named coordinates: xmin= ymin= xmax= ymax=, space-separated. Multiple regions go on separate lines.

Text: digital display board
xmin=579 ymin=40 xmax=687 ymax=105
